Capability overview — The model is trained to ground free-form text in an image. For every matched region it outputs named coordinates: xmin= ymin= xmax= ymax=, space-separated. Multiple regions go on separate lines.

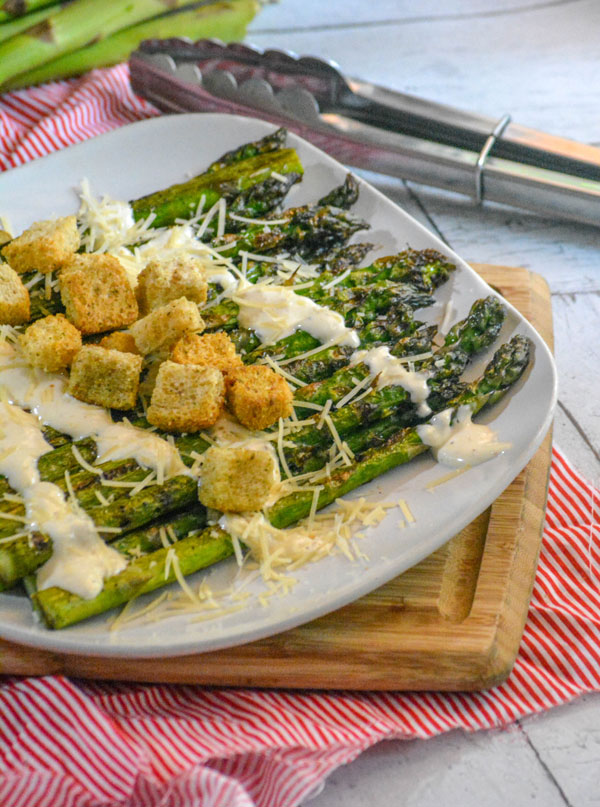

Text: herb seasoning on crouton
xmin=227 ymin=364 xmax=293 ymax=430
xmin=136 ymin=256 xmax=208 ymax=314
xmin=170 ymin=331 xmax=243 ymax=378
xmin=21 ymin=314 xmax=81 ymax=372
xmin=129 ymin=297 xmax=204 ymax=355
xmin=147 ymin=361 xmax=224 ymax=432
xmin=99 ymin=331 xmax=140 ymax=354
xmin=68 ymin=345 xmax=143 ymax=409
xmin=198 ymin=446 xmax=278 ymax=512
xmin=1 ymin=216 xmax=79 ymax=275
xmin=0 ymin=263 xmax=30 ymax=325
xmin=59 ymin=253 xmax=138 ymax=334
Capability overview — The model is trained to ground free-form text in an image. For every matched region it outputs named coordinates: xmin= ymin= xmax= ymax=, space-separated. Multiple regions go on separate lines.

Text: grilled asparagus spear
xmin=29 ymin=335 xmax=530 ymax=628
xmin=268 ymin=335 xmax=532 ymax=527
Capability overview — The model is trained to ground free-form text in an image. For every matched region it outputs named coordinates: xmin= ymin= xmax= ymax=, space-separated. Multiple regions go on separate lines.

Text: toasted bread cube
xmin=147 ymin=361 xmax=224 ymax=432
xmin=129 ymin=297 xmax=204 ymax=356
xmin=99 ymin=331 xmax=139 ymax=355
xmin=0 ymin=263 xmax=30 ymax=325
xmin=1 ymin=216 xmax=79 ymax=275
xmin=198 ymin=446 xmax=277 ymax=513
xmin=136 ymin=256 xmax=208 ymax=314
xmin=227 ymin=364 xmax=293 ymax=430
xmin=21 ymin=314 xmax=81 ymax=372
xmin=170 ymin=332 xmax=243 ymax=377
xmin=68 ymin=345 xmax=143 ymax=410
xmin=59 ymin=253 xmax=138 ymax=334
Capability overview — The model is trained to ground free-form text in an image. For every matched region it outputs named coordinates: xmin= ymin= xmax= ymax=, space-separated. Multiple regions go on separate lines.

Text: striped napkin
xmin=1 ymin=65 xmax=599 ymax=807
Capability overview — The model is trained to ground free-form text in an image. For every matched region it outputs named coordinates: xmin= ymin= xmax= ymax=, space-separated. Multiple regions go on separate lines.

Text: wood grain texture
xmin=0 ymin=265 xmax=553 ymax=690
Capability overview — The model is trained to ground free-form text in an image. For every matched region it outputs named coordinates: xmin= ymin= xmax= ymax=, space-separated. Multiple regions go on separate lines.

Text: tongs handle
xmin=129 ymin=40 xmax=600 ymax=228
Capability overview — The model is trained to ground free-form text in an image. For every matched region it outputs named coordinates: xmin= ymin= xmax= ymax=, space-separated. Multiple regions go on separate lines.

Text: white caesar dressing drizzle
xmin=232 ymin=282 xmax=360 ymax=348
xmin=94 ymin=423 xmax=186 ymax=479
xmin=351 ymin=346 xmax=432 ymax=416
xmin=0 ymin=404 xmax=53 ymax=489
xmin=417 ymin=405 xmax=511 ymax=469
xmin=0 ymin=399 xmax=125 ymax=599
xmin=0 ymin=342 xmax=189 ymax=598
xmin=0 ymin=343 xmax=186 ymax=478
xmin=26 ymin=483 xmax=125 ymax=599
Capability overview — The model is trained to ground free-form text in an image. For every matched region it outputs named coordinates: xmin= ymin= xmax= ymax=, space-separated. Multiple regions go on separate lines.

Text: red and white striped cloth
xmin=1 ymin=65 xmax=600 ymax=807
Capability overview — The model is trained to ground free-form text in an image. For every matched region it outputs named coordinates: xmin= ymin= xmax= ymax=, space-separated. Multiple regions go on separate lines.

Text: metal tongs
xmin=129 ymin=39 xmax=600 ymax=227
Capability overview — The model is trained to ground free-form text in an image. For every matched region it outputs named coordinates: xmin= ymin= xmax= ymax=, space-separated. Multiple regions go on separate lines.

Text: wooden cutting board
xmin=0 ymin=264 xmax=553 ymax=691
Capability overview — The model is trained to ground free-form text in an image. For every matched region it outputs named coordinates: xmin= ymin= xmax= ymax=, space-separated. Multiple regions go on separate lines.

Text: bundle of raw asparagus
xmin=0 ymin=0 xmax=259 ymax=90
xmin=0 ymin=128 xmax=531 ymax=630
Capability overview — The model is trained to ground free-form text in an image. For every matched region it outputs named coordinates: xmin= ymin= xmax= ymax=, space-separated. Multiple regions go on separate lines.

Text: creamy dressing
xmin=0 ymin=403 xmax=53 ymax=489
xmin=233 ymin=283 xmax=360 ymax=348
xmin=0 ymin=343 xmax=186 ymax=477
xmin=26 ymin=483 xmax=126 ymax=599
xmin=0 ymin=398 xmax=125 ymax=598
xmin=0 ymin=342 xmax=189 ymax=598
xmin=94 ymin=423 xmax=187 ymax=479
xmin=417 ymin=405 xmax=511 ymax=468
xmin=351 ymin=346 xmax=431 ymax=416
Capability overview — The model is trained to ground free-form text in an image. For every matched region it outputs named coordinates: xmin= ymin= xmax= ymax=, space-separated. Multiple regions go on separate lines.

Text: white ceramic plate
xmin=0 ymin=114 xmax=557 ymax=657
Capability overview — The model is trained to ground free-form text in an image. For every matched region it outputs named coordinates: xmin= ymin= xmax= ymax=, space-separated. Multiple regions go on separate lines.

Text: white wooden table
xmin=247 ymin=2 xmax=600 ymax=804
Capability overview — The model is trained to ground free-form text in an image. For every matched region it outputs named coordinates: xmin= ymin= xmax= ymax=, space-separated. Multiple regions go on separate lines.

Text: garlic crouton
xmin=0 ymin=263 xmax=30 ymax=325
xmin=198 ymin=446 xmax=278 ymax=513
xmin=227 ymin=364 xmax=293 ymax=430
xmin=59 ymin=253 xmax=138 ymax=334
xmin=21 ymin=314 xmax=81 ymax=372
xmin=170 ymin=332 xmax=243 ymax=377
xmin=136 ymin=256 xmax=208 ymax=314
xmin=99 ymin=331 xmax=139 ymax=355
xmin=1 ymin=216 xmax=79 ymax=274
xmin=147 ymin=361 xmax=224 ymax=432
xmin=68 ymin=345 xmax=143 ymax=410
xmin=129 ymin=297 xmax=204 ymax=356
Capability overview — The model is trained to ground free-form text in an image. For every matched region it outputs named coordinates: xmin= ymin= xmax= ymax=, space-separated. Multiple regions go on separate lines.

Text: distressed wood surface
xmin=245 ymin=0 xmax=600 ymax=804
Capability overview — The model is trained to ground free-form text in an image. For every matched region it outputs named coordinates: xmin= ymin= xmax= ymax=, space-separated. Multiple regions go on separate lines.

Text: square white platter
xmin=0 ymin=113 xmax=557 ymax=657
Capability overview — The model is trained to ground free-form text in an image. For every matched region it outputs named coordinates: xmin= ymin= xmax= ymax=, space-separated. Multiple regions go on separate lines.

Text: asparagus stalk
xmin=32 ymin=526 xmax=233 ymax=630
xmin=3 ymin=0 xmax=259 ymax=88
xmin=0 ymin=0 xmax=208 ymax=87
xmin=205 ymin=247 xmax=451 ymax=336
xmin=244 ymin=242 xmax=375 ymax=286
xmin=344 ymin=248 xmax=457 ymax=291
xmin=281 ymin=297 xmax=505 ymax=475
xmin=206 ymin=125 xmax=287 ymax=174
xmin=29 ymin=335 xmax=530 ymax=628
xmin=110 ymin=509 xmax=207 ymax=559
xmin=0 ymin=474 xmax=199 ymax=589
xmin=317 ymin=174 xmax=360 ymax=209
xmin=268 ymin=334 xmax=532 ymax=527
xmin=294 ymin=297 xmax=503 ymax=407
xmin=0 ymin=0 xmax=59 ymax=23
xmin=0 ymin=3 xmax=59 ymax=43
xmin=213 ymin=203 xmax=368 ymax=260
xmin=283 ymin=327 xmax=437 ymax=386
xmin=131 ymin=148 xmax=304 ymax=228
